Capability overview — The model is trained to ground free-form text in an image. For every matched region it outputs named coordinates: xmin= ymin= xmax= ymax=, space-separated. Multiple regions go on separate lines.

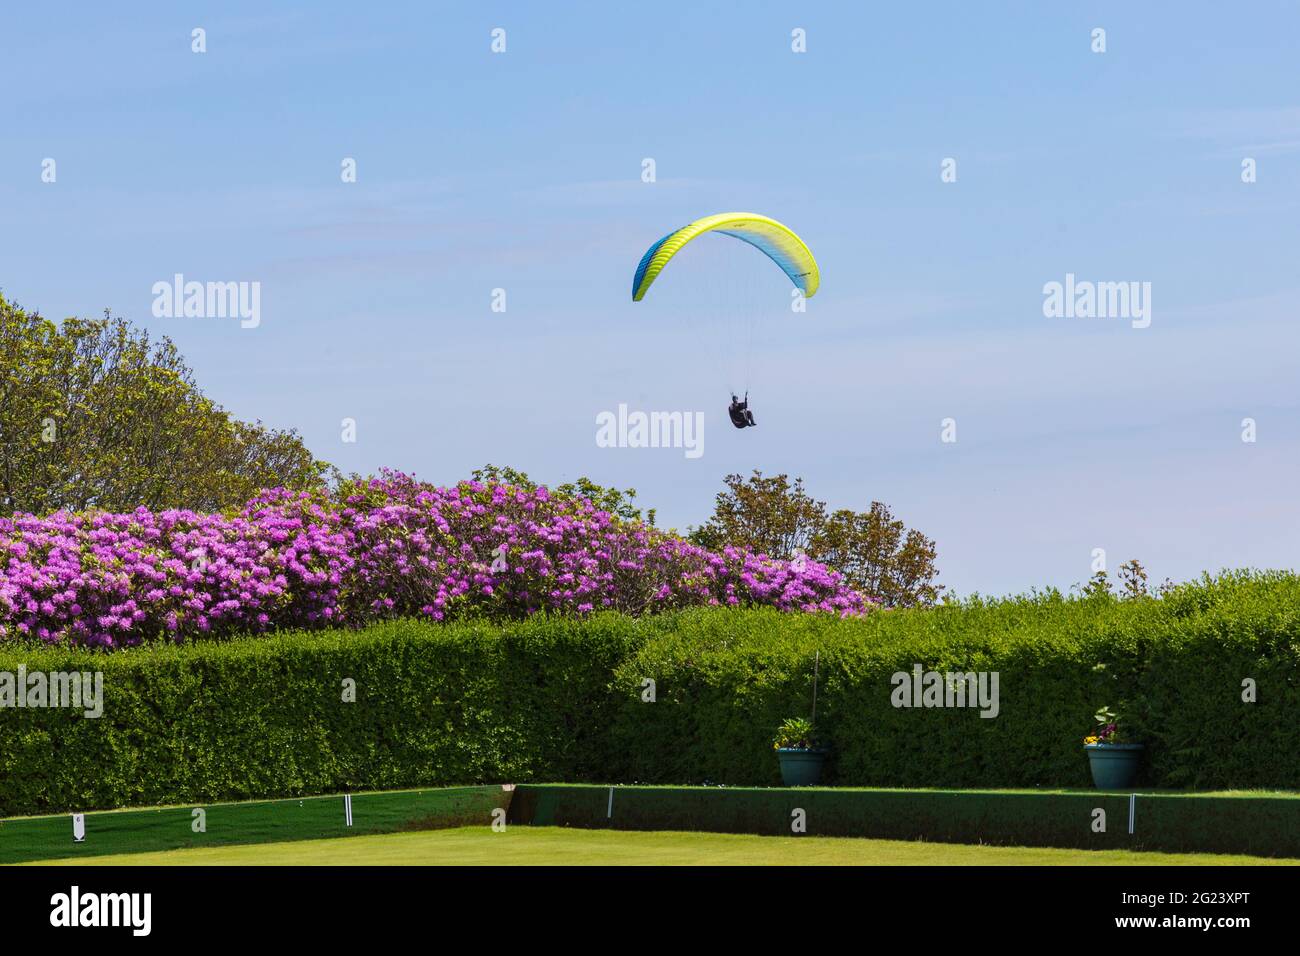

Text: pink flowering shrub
xmin=0 ymin=470 xmax=870 ymax=648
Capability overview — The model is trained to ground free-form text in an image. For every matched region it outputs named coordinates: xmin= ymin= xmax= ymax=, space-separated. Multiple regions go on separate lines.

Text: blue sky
xmin=2 ymin=1 xmax=1298 ymax=597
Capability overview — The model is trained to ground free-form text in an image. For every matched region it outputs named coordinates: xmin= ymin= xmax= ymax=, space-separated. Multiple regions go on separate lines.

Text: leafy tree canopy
xmin=0 ymin=292 xmax=331 ymax=514
xmin=691 ymin=470 xmax=941 ymax=608
xmin=470 ymin=463 xmax=655 ymax=526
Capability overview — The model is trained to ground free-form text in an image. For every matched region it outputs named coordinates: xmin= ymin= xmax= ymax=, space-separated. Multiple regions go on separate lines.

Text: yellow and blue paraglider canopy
xmin=631 ymin=212 xmax=819 ymax=302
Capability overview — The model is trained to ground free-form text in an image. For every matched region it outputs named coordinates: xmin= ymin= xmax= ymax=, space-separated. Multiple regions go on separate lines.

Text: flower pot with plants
xmin=1083 ymin=706 xmax=1144 ymax=789
xmin=773 ymin=717 xmax=827 ymax=786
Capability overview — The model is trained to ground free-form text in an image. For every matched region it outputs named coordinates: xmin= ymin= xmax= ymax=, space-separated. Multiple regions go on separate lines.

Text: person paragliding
xmin=630 ymin=212 xmax=819 ymax=433
xmin=728 ymin=392 xmax=756 ymax=428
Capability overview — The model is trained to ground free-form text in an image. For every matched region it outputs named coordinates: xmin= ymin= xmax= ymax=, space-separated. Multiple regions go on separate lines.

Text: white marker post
xmin=344 ymin=794 xmax=353 ymax=827
xmin=72 ymin=813 xmax=85 ymax=843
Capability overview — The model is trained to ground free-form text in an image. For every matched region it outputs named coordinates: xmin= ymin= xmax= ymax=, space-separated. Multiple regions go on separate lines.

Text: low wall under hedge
xmin=2 ymin=572 xmax=1298 ymax=816
xmin=0 ymin=785 xmax=511 ymax=865
xmin=7 ymin=784 xmax=1296 ymax=862
xmin=509 ymin=784 xmax=1300 ymax=858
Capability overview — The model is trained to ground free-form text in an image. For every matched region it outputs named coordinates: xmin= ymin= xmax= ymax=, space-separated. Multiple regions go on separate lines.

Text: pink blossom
xmin=0 ymin=470 xmax=872 ymax=649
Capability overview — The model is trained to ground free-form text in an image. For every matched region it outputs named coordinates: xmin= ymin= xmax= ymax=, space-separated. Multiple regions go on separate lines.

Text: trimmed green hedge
xmin=0 ymin=616 xmax=646 ymax=816
xmin=607 ymin=573 xmax=1300 ymax=790
xmin=2 ymin=572 xmax=1298 ymax=815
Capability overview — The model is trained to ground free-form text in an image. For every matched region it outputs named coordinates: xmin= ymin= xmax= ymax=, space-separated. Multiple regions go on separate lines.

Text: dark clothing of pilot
xmin=728 ymin=394 xmax=756 ymax=429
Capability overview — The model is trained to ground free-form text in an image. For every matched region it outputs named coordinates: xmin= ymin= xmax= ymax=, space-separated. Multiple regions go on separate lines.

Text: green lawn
xmin=25 ymin=825 xmax=1300 ymax=866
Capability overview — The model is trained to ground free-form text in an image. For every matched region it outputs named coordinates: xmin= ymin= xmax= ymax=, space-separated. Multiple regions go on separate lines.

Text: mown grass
xmin=25 ymin=826 xmax=1300 ymax=866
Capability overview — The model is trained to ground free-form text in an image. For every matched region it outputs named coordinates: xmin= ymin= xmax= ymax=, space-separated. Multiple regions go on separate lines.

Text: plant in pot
xmin=773 ymin=717 xmax=826 ymax=786
xmin=1083 ymin=705 xmax=1144 ymax=789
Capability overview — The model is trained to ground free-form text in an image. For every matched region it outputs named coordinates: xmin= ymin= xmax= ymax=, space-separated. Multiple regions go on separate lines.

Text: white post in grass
xmin=72 ymin=813 xmax=85 ymax=843
xmin=344 ymin=794 xmax=353 ymax=827
xmin=1128 ymin=793 xmax=1135 ymax=835
xmin=811 ymin=651 xmax=820 ymax=725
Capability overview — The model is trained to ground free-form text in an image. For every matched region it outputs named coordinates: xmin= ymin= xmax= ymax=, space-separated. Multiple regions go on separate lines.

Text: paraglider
xmin=728 ymin=392 xmax=756 ymax=429
xmin=631 ymin=212 xmax=819 ymax=430
xmin=631 ymin=212 xmax=819 ymax=303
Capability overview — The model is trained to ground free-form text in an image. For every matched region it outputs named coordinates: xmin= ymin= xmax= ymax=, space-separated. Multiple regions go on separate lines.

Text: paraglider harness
xmin=728 ymin=392 xmax=756 ymax=429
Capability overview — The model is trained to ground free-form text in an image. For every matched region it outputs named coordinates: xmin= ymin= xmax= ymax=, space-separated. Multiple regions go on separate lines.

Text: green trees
xmin=468 ymin=467 xmax=940 ymax=608
xmin=690 ymin=470 xmax=941 ymax=607
xmin=470 ymin=463 xmax=655 ymax=525
xmin=0 ymin=293 xmax=330 ymax=514
xmin=812 ymin=503 xmax=942 ymax=608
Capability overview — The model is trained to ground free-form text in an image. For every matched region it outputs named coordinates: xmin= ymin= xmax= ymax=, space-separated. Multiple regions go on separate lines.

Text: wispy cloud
xmin=1169 ymin=106 xmax=1300 ymax=156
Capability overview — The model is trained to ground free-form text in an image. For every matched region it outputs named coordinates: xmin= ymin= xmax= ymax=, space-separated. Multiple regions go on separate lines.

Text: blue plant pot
xmin=776 ymin=748 xmax=827 ymax=786
xmin=1084 ymin=743 xmax=1144 ymax=789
